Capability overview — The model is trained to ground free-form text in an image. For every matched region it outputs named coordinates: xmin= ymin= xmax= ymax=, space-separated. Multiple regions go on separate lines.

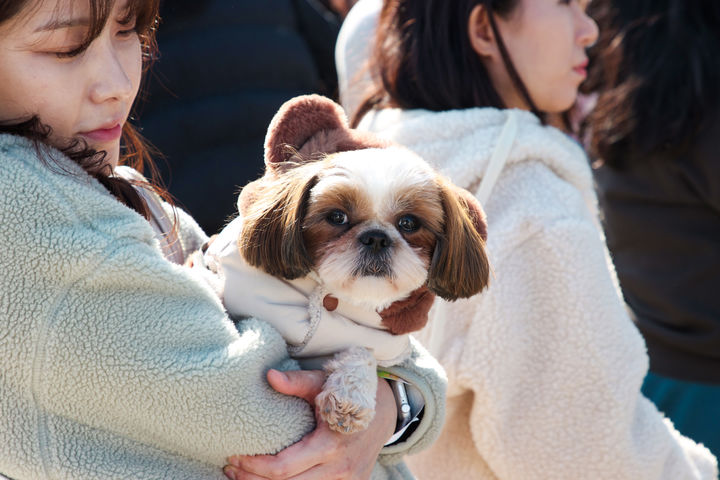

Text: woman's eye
xmin=326 ymin=210 xmax=349 ymax=226
xmin=52 ymin=46 xmax=84 ymax=59
xmin=397 ymin=215 xmax=420 ymax=233
xmin=116 ymin=14 xmax=138 ymax=37
xmin=117 ymin=26 xmax=137 ymax=37
xmin=38 ymin=29 xmax=88 ymax=58
xmin=41 ymin=40 xmax=84 ymax=58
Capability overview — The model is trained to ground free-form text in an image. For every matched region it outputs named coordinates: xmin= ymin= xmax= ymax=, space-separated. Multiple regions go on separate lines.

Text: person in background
xmin=337 ymin=0 xmax=718 ymax=478
xmin=0 ymin=0 xmax=446 ymax=478
xmin=335 ymin=0 xmax=381 ymax=120
xmin=583 ymin=0 xmax=720 ymax=461
xmin=140 ymin=0 xmax=346 ymax=234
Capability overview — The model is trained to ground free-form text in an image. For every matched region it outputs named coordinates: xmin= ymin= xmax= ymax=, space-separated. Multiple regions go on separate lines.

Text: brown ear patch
xmin=456 ymin=186 xmax=488 ymax=242
xmin=238 ymin=164 xmax=320 ymax=279
xmin=426 ymin=178 xmax=491 ymax=300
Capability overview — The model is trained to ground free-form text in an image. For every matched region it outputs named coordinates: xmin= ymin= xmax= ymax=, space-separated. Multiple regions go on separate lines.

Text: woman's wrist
xmin=382 ymin=377 xmax=425 ymax=446
xmin=375 ymin=376 xmax=398 ymax=444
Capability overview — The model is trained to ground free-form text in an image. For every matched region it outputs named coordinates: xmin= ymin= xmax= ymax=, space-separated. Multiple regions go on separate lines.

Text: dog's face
xmin=302 ymin=147 xmax=444 ymax=309
xmin=240 ymin=146 xmax=490 ymax=310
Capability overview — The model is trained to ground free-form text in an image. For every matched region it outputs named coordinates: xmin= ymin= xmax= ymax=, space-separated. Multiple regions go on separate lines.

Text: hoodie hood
xmin=359 ymin=107 xmax=596 ymax=213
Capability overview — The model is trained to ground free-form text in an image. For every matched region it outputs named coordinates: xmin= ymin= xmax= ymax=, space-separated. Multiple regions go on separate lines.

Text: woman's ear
xmin=427 ymin=179 xmax=491 ymax=301
xmin=238 ymin=166 xmax=319 ymax=280
xmin=468 ymin=4 xmax=498 ymax=59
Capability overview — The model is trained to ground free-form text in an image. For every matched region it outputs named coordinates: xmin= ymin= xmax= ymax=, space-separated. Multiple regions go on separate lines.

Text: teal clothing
xmin=643 ymin=372 xmax=720 ymax=462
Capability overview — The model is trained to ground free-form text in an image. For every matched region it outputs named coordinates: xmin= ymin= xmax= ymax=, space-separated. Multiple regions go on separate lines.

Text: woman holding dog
xmin=0 ymin=1 xmax=446 ymax=479
xmin=341 ymin=0 xmax=718 ymax=478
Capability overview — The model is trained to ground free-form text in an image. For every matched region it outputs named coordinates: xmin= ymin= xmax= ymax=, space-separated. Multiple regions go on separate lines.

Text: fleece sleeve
xmin=0 ymin=157 xmax=314 ymax=468
xmin=378 ymin=337 xmax=447 ymax=465
xmin=35 ymin=227 xmax=316 ymax=467
xmin=453 ymin=217 xmax=718 ymax=479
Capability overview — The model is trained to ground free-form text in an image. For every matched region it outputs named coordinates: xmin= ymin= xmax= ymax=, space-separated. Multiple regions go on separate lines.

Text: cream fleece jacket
xmin=0 ymin=135 xmax=443 ymax=480
xmin=359 ymin=108 xmax=718 ymax=480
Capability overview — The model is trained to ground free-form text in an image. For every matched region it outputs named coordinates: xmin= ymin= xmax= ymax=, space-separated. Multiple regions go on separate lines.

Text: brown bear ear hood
xmin=239 ymin=95 xmax=391 ymax=216
xmin=263 ymin=94 xmax=391 ymax=170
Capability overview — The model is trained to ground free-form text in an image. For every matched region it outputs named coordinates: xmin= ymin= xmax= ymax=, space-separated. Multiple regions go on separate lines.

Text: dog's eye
xmin=397 ymin=215 xmax=420 ymax=233
xmin=326 ymin=210 xmax=349 ymax=226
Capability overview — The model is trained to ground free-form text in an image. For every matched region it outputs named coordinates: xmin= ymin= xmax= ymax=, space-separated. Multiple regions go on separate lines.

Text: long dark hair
xmin=0 ymin=0 xmax=165 ymax=219
xmin=352 ymin=0 xmax=541 ymax=127
xmin=583 ymin=0 xmax=720 ymax=166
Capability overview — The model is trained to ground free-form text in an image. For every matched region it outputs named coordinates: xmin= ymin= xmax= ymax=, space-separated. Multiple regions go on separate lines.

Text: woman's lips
xmin=80 ymin=124 xmax=122 ymax=143
xmin=574 ymin=60 xmax=588 ymax=78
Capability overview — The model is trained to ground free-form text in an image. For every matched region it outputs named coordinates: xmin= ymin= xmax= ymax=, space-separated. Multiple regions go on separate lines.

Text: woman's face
xmin=0 ymin=0 xmax=142 ymax=168
xmin=492 ymin=0 xmax=598 ymax=113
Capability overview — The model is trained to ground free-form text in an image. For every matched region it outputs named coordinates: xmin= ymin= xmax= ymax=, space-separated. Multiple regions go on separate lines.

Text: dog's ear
xmin=264 ymin=94 xmax=391 ymax=170
xmin=427 ymin=179 xmax=491 ymax=300
xmin=239 ymin=165 xmax=319 ymax=279
xmin=454 ymin=186 xmax=488 ymax=242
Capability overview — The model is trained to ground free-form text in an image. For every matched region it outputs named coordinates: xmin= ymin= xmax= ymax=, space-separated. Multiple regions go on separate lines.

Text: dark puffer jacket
xmin=139 ymin=0 xmax=340 ymax=234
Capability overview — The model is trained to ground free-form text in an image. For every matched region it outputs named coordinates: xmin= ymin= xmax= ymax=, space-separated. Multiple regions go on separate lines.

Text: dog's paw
xmin=316 ymin=388 xmax=375 ymax=434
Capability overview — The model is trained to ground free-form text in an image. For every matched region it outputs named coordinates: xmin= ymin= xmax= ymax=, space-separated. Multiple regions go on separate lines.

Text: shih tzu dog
xmin=199 ymin=95 xmax=490 ymax=434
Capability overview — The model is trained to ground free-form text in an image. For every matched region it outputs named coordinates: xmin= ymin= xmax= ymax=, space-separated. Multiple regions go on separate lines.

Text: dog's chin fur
xmin=315 ymin=241 xmax=429 ymax=311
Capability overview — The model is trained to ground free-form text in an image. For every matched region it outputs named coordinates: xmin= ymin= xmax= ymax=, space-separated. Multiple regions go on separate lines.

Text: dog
xmin=200 ymin=95 xmax=490 ymax=434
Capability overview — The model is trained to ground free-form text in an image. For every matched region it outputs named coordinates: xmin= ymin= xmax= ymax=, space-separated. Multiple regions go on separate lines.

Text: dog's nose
xmin=358 ymin=229 xmax=392 ymax=253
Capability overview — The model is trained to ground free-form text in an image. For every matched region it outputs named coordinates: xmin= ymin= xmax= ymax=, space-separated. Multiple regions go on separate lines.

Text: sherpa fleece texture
xmin=360 ymin=108 xmax=719 ymax=480
xmin=0 ymin=134 xmax=444 ymax=480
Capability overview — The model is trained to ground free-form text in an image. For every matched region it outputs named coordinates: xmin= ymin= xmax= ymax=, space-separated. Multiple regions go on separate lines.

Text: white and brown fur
xmin=237 ymin=95 xmax=490 ymax=433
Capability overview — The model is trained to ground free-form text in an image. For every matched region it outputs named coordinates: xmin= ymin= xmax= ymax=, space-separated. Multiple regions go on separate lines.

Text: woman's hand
xmin=223 ymin=368 xmax=397 ymax=480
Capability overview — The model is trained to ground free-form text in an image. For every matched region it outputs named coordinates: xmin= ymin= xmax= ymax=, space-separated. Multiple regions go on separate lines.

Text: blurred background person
xmin=584 ymin=0 xmax=720 ymax=460
xmin=139 ymin=0 xmax=351 ymax=234
xmin=335 ymin=0 xmax=381 ymax=120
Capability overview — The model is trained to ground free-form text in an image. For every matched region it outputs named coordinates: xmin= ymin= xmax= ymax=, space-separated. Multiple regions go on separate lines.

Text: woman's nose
xmin=577 ymin=9 xmax=599 ymax=48
xmin=88 ymin=43 xmax=135 ymax=104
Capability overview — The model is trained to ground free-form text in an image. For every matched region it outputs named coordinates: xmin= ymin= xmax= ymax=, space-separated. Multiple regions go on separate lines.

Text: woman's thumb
xmin=267 ymin=369 xmax=326 ymax=403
